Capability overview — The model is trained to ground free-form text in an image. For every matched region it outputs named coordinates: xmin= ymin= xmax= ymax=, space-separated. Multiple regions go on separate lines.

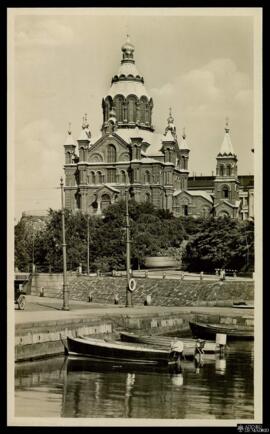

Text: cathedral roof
xmin=218 ymin=119 xmax=235 ymax=156
xmin=64 ymin=131 xmax=76 ymax=146
xmin=107 ymin=35 xmax=150 ymax=100
xmin=116 ymin=128 xmax=164 ymax=156
xmin=107 ymin=80 xmax=150 ymax=99
xmin=180 ymin=128 xmax=190 ymax=151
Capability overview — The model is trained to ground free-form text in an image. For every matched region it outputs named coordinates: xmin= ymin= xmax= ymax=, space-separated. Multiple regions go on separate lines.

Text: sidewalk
xmin=15 ymin=295 xmax=254 ymax=326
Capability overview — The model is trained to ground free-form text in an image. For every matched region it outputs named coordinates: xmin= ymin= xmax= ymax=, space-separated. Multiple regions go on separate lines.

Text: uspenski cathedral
xmin=63 ymin=36 xmax=254 ymax=220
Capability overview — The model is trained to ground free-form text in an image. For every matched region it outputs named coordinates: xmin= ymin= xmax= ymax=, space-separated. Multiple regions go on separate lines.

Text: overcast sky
xmin=10 ymin=8 xmax=260 ymax=221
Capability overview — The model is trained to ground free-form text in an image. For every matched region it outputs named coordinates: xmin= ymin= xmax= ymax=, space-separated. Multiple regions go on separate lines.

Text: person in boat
xmin=169 ymin=340 xmax=184 ymax=362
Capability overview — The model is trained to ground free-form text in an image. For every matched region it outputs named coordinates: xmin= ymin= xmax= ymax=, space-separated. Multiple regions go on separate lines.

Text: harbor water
xmin=15 ymin=341 xmax=254 ymax=420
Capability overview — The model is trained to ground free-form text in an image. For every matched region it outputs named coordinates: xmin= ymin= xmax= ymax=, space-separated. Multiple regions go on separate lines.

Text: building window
xmin=181 ymin=156 xmax=185 ymax=170
xmin=182 ymin=205 xmax=188 ymax=216
xmin=220 ymin=165 xmax=224 ymax=176
xmin=127 ymin=97 xmax=136 ymax=122
xmin=222 ymin=186 xmax=229 ymax=198
xmin=144 ymin=170 xmax=151 ymax=184
xmin=120 ymin=170 xmax=126 ymax=183
xmin=107 ymin=169 xmax=116 ymax=183
xmin=227 ymin=165 xmax=231 ymax=176
xmin=90 ymin=171 xmax=95 ymax=184
xmin=145 ymin=192 xmax=151 ymax=202
xmin=96 ymin=171 xmax=103 ymax=184
xmin=114 ymin=96 xmax=124 ymax=122
xmin=107 ymin=144 xmax=116 ymax=162
xmin=140 ymin=98 xmax=147 ymax=123
xmin=101 ymin=194 xmax=111 ymax=211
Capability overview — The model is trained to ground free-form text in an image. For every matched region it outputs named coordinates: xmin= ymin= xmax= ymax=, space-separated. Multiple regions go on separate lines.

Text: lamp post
xmin=125 ymin=186 xmax=132 ymax=307
xmin=60 ymin=177 xmax=69 ymax=311
xmin=87 ymin=214 xmax=90 ymax=275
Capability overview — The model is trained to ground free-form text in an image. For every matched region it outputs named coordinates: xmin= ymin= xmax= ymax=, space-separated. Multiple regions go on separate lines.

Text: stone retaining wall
xmin=31 ymin=274 xmax=254 ymax=307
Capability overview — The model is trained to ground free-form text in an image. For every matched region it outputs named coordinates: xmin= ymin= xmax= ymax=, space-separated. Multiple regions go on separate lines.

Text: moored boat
xmin=232 ymin=302 xmax=254 ymax=309
xmin=119 ymin=331 xmax=220 ymax=356
xmin=189 ymin=321 xmax=254 ymax=340
xmin=62 ymin=336 xmax=183 ymax=366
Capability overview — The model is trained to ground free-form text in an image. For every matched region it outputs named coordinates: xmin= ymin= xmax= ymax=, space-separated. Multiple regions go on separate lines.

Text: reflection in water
xmin=15 ymin=341 xmax=254 ymax=419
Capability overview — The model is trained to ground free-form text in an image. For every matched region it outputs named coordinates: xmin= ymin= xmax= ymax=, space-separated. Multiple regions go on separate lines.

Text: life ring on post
xmin=128 ymin=278 xmax=136 ymax=292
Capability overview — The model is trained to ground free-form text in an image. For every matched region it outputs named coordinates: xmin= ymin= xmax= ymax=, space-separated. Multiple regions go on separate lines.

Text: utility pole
xmin=125 ymin=186 xmax=132 ymax=307
xmin=60 ymin=177 xmax=69 ymax=311
xmin=87 ymin=214 xmax=90 ymax=275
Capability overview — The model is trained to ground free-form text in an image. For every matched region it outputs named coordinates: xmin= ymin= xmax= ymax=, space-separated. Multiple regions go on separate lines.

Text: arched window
xmin=120 ymin=170 xmax=126 ymax=183
xmin=181 ymin=156 xmax=185 ymax=170
xmin=144 ymin=170 xmax=151 ymax=184
xmin=220 ymin=165 xmax=224 ymax=176
xmin=127 ymin=96 xmax=137 ymax=122
xmin=107 ymin=144 xmax=116 ymax=162
xmin=104 ymin=97 xmax=111 ymax=122
xmin=96 ymin=171 xmax=103 ymax=184
xmin=114 ymin=96 xmax=124 ymax=122
xmin=145 ymin=192 xmax=151 ymax=202
xmin=227 ymin=165 xmax=231 ymax=176
xmin=101 ymin=194 xmax=111 ymax=211
xmin=182 ymin=205 xmax=189 ymax=216
xmin=107 ymin=169 xmax=116 ymax=183
xmin=140 ymin=98 xmax=147 ymax=123
xmin=90 ymin=171 xmax=95 ymax=184
xmin=222 ymin=186 xmax=229 ymax=198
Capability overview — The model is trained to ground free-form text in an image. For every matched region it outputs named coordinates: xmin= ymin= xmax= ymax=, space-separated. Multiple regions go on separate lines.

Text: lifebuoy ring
xmin=128 ymin=278 xmax=136 ymax=292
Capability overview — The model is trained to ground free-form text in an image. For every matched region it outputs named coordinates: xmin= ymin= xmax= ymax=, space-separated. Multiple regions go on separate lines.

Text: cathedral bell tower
xmin=214 ymin=118 xmax=239 ymax=204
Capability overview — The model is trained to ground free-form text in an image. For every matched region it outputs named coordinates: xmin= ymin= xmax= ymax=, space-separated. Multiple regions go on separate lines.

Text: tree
xmin=183 ymin=217 xmax=254 ymax=272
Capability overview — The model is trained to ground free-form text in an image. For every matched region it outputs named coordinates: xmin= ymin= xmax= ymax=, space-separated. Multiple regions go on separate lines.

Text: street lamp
xmin=60 ymin=177 xmax=69 ymax=311
xmin=125 ymin=186 xmax=132 ymax=307
xmin=87 ymin=214 xmax=90 ymax=275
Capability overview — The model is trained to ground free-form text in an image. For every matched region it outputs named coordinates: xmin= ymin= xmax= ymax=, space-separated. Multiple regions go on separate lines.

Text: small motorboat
xmin=189 ymin=321 xmax=254 ymax=340
xmin=232 ymin=301 xmax=254 ymax=309
xmin=61 ymin=335 xmax=184 ymax=366
xmin=119 ymin=331 xmax=221 ymax=356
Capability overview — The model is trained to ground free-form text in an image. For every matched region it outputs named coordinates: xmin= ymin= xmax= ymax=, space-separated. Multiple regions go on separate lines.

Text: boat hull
xmin=64 ymin=336 xmax=175 ymax=366
xmin=119 ymin=332 xmax=220 ymax=356
xmin=189 ymin=321 xmax=254 ymax=340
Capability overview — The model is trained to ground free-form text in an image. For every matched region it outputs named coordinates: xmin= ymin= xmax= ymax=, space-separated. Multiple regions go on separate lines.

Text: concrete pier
xmin=15 ymin=296 xmax=254 ymax=362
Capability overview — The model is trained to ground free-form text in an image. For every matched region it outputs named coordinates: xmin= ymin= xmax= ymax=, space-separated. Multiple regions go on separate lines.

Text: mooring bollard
xmin=200 ymin=271 xmax=204 ymax=281
xmin=163 ymin=272 xmax=166 ymax=279
xmin=40 ymin=287 xmax=44 ymax=297
xmin=144 ymin=294 xmax=152 ymax=306
xmin=114 ymin=294 xmax=119 ymax=305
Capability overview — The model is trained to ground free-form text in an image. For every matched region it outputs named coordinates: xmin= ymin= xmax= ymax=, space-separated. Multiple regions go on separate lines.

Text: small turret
xmin=64 ymin=123 xmax=76 ymax=164
xmin=214 ymin=118 xmax=239 ymax=206
xmin=78 ymin=114 xmax=90 ymax=161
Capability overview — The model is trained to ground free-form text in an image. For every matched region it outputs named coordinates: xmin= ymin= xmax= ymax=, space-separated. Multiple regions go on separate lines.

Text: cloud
xmin=15 ymin=19 xmax=74 ymax=47
xmin=151 ymin=82 xmax=174 ymax=97
xmin=15 ymin=119 xmax=64 ymax=194
xmin=151 ymin=57 xmax=252 ymax=121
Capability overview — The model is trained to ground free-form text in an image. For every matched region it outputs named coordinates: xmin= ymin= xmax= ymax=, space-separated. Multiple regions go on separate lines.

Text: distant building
xmin=63 ymin=36 xmax=254 ymax=220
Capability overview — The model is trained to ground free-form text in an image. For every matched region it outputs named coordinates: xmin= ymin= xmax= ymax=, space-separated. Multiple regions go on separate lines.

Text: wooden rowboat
xmin=232 ymin=302 xmax=254 ymax=309
xmin=62 ymin=336 xmax=183 ymax=366
xmin=189 ymin=321 xmax=254 ymax=340
xmin=119 ymin=331 xmax=220 ymax=356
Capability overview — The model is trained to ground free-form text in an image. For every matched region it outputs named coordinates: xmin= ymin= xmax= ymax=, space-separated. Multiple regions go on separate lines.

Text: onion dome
xmin=102 ymin=35 xmax=154 ymax=133
xmin=106 ymin=35 xmax=150 ymax=99
xmin=218 ymin=118 xmax=235 ymax=155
